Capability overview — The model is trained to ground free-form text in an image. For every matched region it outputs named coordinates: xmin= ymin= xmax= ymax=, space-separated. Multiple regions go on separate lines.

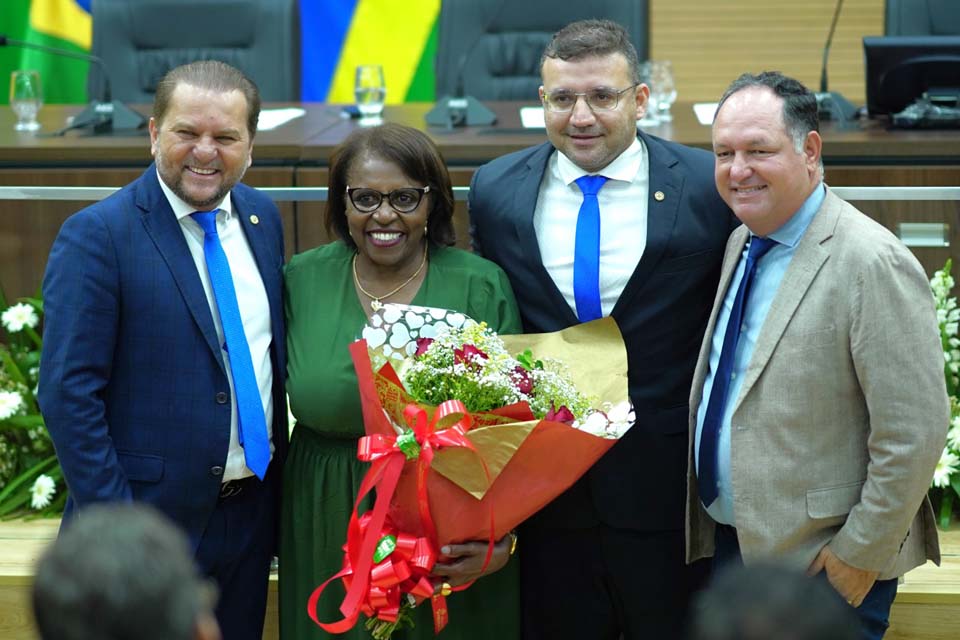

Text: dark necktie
xmin=698 ymin=236 xmax=778 ymax=507
xmin=573 ymin=175 xmax=609 ymax=322
xmin=191 ymin=210 xmax=270 ymax=479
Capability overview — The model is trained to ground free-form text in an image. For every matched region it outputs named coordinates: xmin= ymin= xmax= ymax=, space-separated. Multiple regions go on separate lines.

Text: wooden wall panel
xmin=650 ymin=1 xmax=884 ymax=106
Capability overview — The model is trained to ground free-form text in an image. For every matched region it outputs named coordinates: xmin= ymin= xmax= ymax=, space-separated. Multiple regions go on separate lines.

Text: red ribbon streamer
xmin=308 ymin=397 xmax=487 ymax=634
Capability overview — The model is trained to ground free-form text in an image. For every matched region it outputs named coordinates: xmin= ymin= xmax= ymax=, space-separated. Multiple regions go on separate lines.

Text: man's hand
xmin=807 ymin=545 xmax=879 ymax=607
xmin=431 ymin=535 xmax=512 ymax=588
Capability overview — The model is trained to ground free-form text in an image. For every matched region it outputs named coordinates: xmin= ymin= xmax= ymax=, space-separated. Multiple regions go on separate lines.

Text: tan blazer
xmin=685 ymin=189 xmax=948 ymax=580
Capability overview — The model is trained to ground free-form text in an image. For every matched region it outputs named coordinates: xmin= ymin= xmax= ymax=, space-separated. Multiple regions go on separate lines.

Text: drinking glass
xmin=10 ymin=70 xmax=42 ymax=132
xmin=354 ymin=64 xmax=386 ymax=118
xmin=647 ymin=60 xmax=677 ymax=123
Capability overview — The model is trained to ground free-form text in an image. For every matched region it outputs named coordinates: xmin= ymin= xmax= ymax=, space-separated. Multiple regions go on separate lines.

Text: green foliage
xmin=0 ymin=287 xmax=63 ymax=518
xmin=928 ymin=260 xmax=960 ymax=528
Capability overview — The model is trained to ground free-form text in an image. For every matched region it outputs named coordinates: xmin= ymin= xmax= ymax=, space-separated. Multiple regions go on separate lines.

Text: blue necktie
xmin=573 ymin=175 xmax=609 ymax=322
xmin=192 ymin=211 xmax=270 ymax=480
xmin=698 ymin=236 xmax=778 ymax=507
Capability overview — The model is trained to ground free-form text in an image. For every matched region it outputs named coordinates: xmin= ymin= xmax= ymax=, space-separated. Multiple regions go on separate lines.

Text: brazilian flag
xmin=0 ymin=0 xmax=92 ymax=105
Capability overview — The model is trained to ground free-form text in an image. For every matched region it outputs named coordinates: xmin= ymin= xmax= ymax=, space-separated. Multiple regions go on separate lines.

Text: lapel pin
xmin=249 ymin=214 xmax=260 ymax=225
xmin=654 ymin=191 xmax=665 ymax=202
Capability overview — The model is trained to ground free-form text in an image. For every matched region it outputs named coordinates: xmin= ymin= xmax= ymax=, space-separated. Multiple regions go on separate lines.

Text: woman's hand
xmin=431 ymin=533 xmax=514 ymax=588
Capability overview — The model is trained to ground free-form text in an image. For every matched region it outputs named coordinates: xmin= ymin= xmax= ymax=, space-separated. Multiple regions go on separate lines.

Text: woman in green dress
xmin=280 ymin=123 xmax=522 ymax=640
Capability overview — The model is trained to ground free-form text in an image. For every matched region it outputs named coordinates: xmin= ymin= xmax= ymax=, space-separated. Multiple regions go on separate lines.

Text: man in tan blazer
xmin=686 ymin=71 xmax=948 ymax=640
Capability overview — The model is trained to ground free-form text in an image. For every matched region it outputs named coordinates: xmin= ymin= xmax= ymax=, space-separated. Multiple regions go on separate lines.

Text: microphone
xmin=814 ymin=0 xmax=859 ymax=121
xmin=424 ymin=2 xmax=503 ymax=128
xmin=0 ymin=34 xmax=146 ymax=135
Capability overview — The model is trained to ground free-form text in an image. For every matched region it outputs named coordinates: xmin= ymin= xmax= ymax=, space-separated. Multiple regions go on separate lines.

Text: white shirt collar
xmin=155 ymin=167 xmax=234 ymax=222
xmin=556 ymin=137 xmax=644 ymax=185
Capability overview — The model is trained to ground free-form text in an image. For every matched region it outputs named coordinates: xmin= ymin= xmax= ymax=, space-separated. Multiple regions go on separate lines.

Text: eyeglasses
xmin=542 ymin=84 xmax=639 ymax=113
xmin=346 ymin=186 xmax=431 ymax=214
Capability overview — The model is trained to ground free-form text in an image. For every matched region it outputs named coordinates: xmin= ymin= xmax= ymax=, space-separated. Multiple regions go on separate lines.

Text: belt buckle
xmin=219 ymin=480 xmax=242 ymax=499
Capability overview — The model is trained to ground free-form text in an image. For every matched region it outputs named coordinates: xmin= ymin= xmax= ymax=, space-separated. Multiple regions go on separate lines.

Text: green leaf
xmin=939 ymin=489 xmax=955 ymax=529
xmin=1 ymin=350 xmax=26 ymax=385
xmin=24 ymin=326 xmax=42 ymax=350
xmin=515 ymin=349 xmax=544 ymax=371
xmin=0 ymin=454 xmax=58 ymax=505
xmin=1 ymin=415 xmax=46 ymax=429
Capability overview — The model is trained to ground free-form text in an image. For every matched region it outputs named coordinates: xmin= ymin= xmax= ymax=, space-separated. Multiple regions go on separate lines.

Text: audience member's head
xmin=33 ymin=503 xmax=220 ymax=640
xmin=691 ymin=563 xmax=860 ymax=640
xmin=325 ymin=122 xmax=456 ymax=249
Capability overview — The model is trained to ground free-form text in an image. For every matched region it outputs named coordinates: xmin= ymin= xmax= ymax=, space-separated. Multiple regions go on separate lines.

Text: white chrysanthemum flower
xmin=574 ymin=411 xmax=610 ymax=437
xmin=30 ymin=474 xmax=56 ymax=509
xmin=0 ymin=390 xmax=24 ymax=420
xmin=948 ymin=426 xmax=960 ymax=451
xmin=1 ymin=303 xmax=38 ymax=333
xmin=933 ymin=449 xmax=960 ymax=488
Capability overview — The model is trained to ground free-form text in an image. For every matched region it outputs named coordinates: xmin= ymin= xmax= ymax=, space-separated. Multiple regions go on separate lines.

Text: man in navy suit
xmin=38 ymin=60 xmax=286 ymax=640
xmin=468 ymin=19 xmax=737 ymax=639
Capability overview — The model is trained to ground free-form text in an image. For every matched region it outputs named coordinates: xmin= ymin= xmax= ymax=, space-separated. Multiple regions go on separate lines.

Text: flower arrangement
xmin=404 ymin=321 xmax=602 ymax=428
xmin=929 ymin=260 xmax=960 ymax=527
xmin=0 ymin=288 xmax=63 ymax=518
xmin=310 ymin=306 xmax=635 ymax=638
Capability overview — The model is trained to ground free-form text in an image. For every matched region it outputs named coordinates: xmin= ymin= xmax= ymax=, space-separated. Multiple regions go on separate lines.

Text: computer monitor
xmin=863 ymin=35 xmax=960 ymax=116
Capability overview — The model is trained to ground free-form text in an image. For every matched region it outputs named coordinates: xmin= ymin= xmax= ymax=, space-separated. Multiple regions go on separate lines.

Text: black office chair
xmin=434 ymin=0 xmax=650 ymax=102
xmin=885 ymin=0 xmax=960 ymax=35
xmin=87 ymin=0 xmax=300 ymax=104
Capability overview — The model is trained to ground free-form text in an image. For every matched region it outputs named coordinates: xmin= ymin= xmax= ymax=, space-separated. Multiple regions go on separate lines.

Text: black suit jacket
xmin=469 ymin=132 xmax=737 ymax=531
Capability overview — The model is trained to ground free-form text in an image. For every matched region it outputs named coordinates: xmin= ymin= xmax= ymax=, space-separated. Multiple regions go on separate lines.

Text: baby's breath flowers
xmin=401 ymin=321 xmax=632 ymax=438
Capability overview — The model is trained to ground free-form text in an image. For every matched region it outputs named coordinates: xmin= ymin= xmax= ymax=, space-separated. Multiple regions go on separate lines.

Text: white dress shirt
xmin=533 ymin=138 xmax=649 ymax=317
xmin=157 ymin=172 xmax=275 ymax=482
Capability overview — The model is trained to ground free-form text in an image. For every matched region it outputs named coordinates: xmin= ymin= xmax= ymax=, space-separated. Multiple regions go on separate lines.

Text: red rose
xmin=545 ymin=404 xmax=575 ymax=424
xmin=414 ymin=337 xmax=434 ymax=357
xmin=513 ymin=366 xmax=534 ymax=394
xmin=454 ymin=344 xmax=488 ymax=367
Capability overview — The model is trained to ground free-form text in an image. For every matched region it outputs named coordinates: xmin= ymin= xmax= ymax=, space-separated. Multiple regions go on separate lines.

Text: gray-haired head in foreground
xmin=153 ymin=59 xmax=261 ymax=138
xmin=691 ymin=563 xmax=860 ymax=640
xmin=32 ymin=503 xmax=215 ymax=640
xmin=541 ymin=19 xmax=641 ymax=84
xmin=716 ymin=71 xmax=819 ymax=152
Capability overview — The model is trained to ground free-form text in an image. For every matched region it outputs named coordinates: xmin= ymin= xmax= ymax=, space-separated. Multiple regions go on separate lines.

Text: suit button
xmin=210 ymin=466 xmax=224 ymax=477
xmin=216 ymin=391 xmax=228 ymax=404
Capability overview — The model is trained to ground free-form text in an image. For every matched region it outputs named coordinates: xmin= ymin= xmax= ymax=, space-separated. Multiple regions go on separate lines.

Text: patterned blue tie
xmin=698 ymin=235 xmax=778 ymax=507
xmin=573 ymin=175 xmax=609 ymax=322
xmin=192 ymin=211 xmax=270 ymax=480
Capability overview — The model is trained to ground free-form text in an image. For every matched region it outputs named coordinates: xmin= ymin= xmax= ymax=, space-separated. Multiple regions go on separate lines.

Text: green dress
xmin=280 ymin=242 xmax=523 ymax=640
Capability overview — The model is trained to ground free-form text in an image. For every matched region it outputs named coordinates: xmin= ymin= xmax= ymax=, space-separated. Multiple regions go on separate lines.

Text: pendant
xmin=370 ymin=299 xmax=383 ymax=312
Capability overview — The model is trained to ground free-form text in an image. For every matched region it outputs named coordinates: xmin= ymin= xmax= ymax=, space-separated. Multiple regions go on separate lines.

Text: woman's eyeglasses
xmin=346 ymin=186 xmax=430 ymax=214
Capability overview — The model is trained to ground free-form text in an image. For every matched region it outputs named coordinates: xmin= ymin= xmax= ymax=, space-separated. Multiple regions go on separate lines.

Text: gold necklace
xmin=352 ymin=245 xmax=428 ymax=312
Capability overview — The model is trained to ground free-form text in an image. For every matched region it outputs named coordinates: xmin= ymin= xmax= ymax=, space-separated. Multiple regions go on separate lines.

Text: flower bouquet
xmin=309 ymin=305 xmax=634 ymax=637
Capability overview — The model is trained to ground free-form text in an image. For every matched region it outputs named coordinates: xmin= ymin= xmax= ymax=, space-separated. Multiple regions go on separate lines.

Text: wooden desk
xmin=0 ymin=102 xmax=958 ymax=299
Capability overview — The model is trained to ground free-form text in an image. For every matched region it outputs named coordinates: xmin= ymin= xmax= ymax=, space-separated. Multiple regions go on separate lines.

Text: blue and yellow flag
xmin=301 ymin=0 xmax=439 ymax=103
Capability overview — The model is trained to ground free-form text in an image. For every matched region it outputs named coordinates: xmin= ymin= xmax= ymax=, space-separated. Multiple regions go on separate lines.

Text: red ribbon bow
xmin=308 ymin=399 xmax=480 ymax=634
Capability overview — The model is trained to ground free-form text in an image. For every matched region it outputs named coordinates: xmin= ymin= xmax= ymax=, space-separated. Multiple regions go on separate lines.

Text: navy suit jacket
xmin=38 ymin=165 xmax=288 ymax=548
xmin=469 ymin=132 xmax=737 ymax=531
